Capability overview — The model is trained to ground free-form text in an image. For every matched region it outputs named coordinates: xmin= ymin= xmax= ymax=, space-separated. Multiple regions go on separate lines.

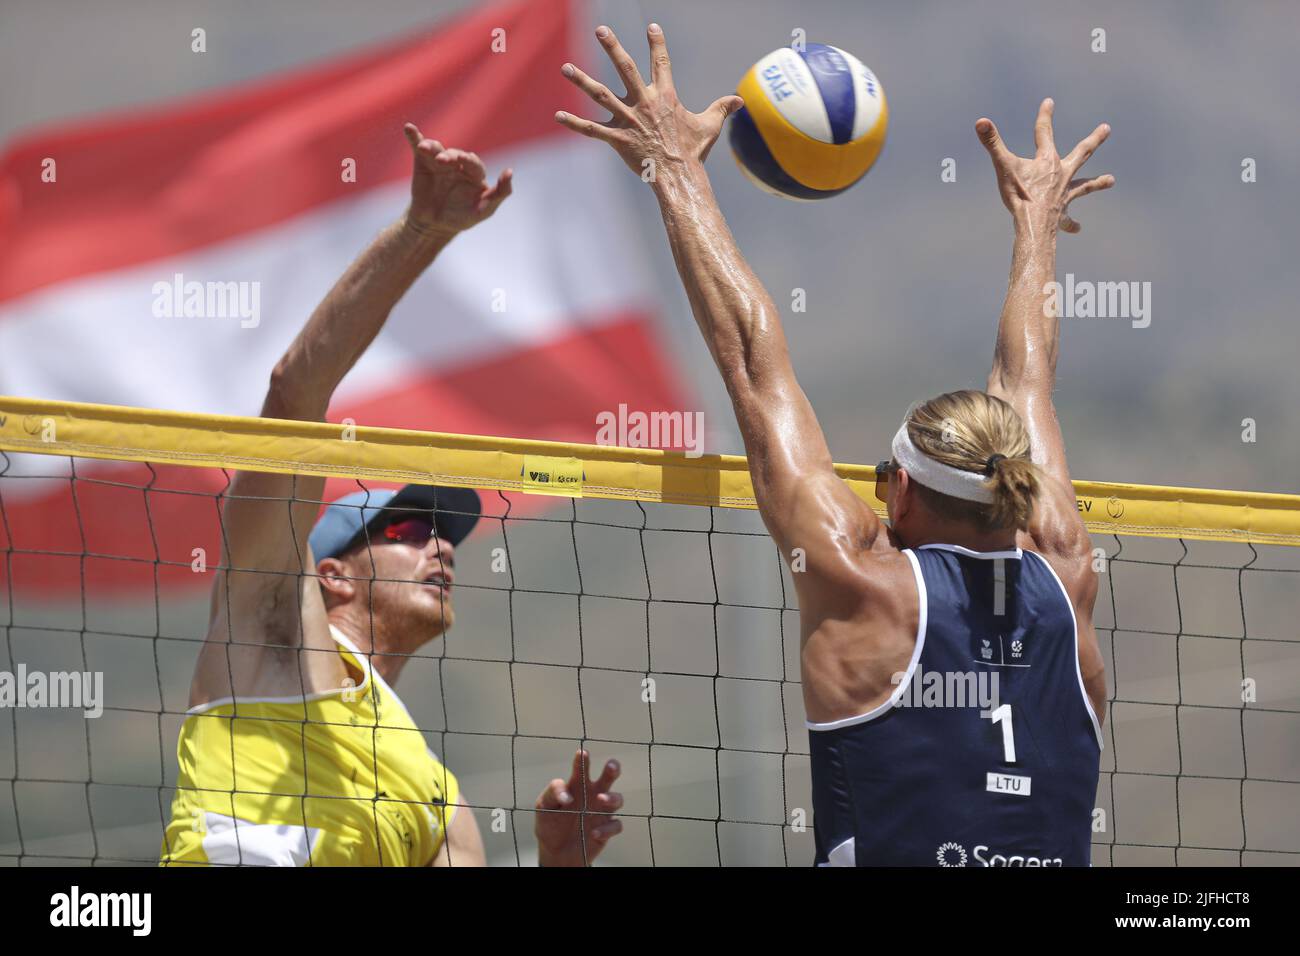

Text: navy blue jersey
xmin=808 ymin=544 xmax=1102 ymax=867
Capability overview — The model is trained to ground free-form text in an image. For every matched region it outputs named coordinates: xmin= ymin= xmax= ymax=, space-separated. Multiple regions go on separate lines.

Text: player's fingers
xmin=435 ymin=149 xmax=488 ymax=184
xmin=462 ymin=151 xmax=487 ymax=182
xmin=536 ymin=778 xmax=573 ymax=810
xmin=975 ymin=118 xmax=1013 ymax=165
xmin=492 ymin=167 xmax=514 ymax=197
xmin=591 ymin=758 xmax=621 ymax=794
xmin=554 ymin=110 xmax=626 ymax=145
xmin=593 ymin=790 xmax=624 ymax=813
xmin=595 ymin=25 xmax=647 ymax=98
xmin=590 ymin=819 xmax=623 ymax=842
xmin=561 ymin=62 xmax=635 ymax=124
xmin=1057 ymin=173 xmax=1107 ymax=234
xmin=1033 ymin=98 xmax=1056 ymax=156
xmin=432 ymin=148 xmax=465 ymax=168
xmin=698 ymin=95 xmax=744 ymax=160
xmin=1066 ymin=173 xmax=1114 ymax=203
xmin=413 ymin=145 xmax=444 ymax=174
xmin=482 ymin=168 xmax=513 ymax=210
xmin=568 ymin=748 xmax=591 ymax=787
xmin=1064 ymin=122 xmax=1110 ymax=174
xmin=646 ymin=22 xmax=673 ymax=90
xmin=404 ymin=125 xmax=445 ymax=164
xmin=705 ymin=94 xmax=745 ymax=125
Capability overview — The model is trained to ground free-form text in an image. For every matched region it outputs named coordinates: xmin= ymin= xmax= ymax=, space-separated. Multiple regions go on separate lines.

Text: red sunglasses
xmin=381 ymin=516 xmax=438 ymax=546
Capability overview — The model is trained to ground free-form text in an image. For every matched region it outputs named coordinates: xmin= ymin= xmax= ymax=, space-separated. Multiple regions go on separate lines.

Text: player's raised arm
xmin=265 ymin=131 xmax=512 ymax=424
xmin=194 ymin=130 xmax=512 ymax=704
xmin=977 ymin=99 xmax=1113 ymax=562
xmin=976 ymin=100 xmax=1113 ymax=726
xmin=556 ymin=24 xmax=879 ymax=581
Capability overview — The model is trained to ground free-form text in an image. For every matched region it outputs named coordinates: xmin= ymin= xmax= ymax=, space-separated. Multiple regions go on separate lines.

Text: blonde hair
xmin=903 ymin=390 xmax=1041 ymax=531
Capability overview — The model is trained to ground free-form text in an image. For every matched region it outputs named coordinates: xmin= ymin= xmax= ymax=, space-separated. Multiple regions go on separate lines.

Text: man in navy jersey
xmin=558 ymin=24 xmax=1113 ymax=865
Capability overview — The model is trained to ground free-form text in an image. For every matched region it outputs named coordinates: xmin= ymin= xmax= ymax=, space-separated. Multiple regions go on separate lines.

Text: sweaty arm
xmin=191 ymin=130 xmax=512 ymax=708
xmin=556 ymin=24 xmax=878 ymax=600
xmin=975 ymin=100 xmax=1113 ymax=720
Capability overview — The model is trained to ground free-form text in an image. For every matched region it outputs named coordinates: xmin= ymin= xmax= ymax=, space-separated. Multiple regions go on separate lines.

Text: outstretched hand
xmin=534 ymin=749 xmax=624 ymax=866
xmin=555 ymin=23 xmax=744 ymax=177
xmin=401 ymin=124 xmax=513 ymax=237
xmin=976 ymin=99 xmax=1113 ymax=235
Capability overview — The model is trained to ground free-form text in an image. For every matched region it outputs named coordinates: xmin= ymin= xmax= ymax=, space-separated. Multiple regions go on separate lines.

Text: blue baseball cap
xmin=308 ymin=484 xmax=481 ymax=563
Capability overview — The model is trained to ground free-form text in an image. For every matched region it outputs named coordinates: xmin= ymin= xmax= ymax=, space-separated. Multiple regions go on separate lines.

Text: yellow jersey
xmin=161 ymin=626 xmax=458 ymax=866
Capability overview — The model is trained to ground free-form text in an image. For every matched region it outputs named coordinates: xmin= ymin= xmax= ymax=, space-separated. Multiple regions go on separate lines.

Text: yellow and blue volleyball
xmin=730 ymin=44 xmax=888 ymax=200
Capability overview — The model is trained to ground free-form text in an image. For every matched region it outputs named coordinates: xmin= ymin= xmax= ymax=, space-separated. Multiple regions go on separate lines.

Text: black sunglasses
xmin=875 ymin=459 xmax=900 ymax=500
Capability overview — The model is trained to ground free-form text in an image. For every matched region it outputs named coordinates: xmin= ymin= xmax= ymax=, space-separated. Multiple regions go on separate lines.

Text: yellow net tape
xmin=2 ymin=394 xmax=1297 ymax=547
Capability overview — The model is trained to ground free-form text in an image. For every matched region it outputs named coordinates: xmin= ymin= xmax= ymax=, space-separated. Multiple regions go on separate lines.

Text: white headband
xmin=890 ymin=421 xmax=996 ymax=504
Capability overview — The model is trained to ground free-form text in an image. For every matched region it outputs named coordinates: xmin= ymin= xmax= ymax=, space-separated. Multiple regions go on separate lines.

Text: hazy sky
xmin=2 ymin=0 xmax=1297 ymax=493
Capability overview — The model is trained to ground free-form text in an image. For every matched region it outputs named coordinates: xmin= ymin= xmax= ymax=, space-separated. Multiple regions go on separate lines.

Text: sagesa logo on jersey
xmin=936 ymin=841 xmax=1064 ymax=867
xmin=936 ymin=842 xmax=968 ymax=866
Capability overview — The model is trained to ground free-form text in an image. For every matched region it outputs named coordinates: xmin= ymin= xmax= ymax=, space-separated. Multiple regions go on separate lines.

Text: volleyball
xmin=729 ymin=43 xmax=888 ymax=200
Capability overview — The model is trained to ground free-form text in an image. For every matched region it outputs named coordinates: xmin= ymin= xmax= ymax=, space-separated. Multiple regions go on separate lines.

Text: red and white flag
xmin=0 ymin=0 xmax=688 ymax=595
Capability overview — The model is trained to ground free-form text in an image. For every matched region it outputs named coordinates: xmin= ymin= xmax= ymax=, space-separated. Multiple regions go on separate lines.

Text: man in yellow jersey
xmin=161 ymin=124 xmax=624 ymax=866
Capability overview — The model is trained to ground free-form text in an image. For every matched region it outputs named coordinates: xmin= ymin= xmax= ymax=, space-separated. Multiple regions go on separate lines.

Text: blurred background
xmin=0 ymin=0 xmax=1297 ymax=866
xmin=4 ymin=0 xmax=1298 ymax=490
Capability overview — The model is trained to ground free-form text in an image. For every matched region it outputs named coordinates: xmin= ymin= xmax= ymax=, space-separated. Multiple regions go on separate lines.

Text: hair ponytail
xmin=904 ymin=390 xmax=1043 ymax=532
xmin=983 ymin=454 xmax=1040 ymax=531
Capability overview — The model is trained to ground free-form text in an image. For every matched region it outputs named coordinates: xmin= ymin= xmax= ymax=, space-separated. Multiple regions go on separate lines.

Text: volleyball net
xmin=1 ymin=395 xmax=1298 ymax=866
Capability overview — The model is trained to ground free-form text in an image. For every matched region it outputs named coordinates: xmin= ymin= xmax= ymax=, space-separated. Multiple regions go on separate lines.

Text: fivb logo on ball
xmin=730 ymin=42 xmax=888 ymax=200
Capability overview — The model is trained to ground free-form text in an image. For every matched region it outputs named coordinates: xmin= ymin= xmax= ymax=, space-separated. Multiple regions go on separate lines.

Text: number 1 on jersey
xmin=987 ymin=703 xmax=1017 ymax=763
